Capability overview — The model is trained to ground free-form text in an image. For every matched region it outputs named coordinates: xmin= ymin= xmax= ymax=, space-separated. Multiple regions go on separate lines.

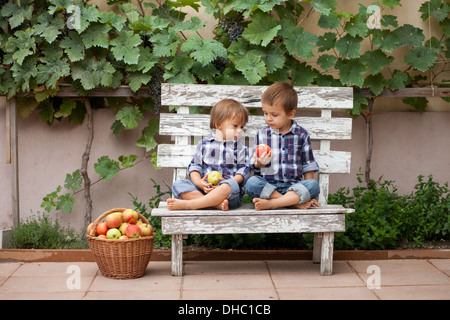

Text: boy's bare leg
xmin=167 ymin=184 xmax=231 ymax=211
xmin=253 ymin=190 xmax=301 ymax=211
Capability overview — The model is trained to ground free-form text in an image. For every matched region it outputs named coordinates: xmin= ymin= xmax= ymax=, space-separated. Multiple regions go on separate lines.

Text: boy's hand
xmin=253 ymin=150 xmax=272 ymax=168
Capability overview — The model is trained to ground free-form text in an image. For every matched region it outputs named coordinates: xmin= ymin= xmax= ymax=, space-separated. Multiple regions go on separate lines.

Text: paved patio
xmin=1 ymin=259 xmax=449 ymax=300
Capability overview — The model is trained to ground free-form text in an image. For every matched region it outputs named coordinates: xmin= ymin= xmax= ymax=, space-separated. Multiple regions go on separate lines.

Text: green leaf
xmin=64 ymin=169 xmax=82 ymax=191
xmin=181 ymin=35 xmax=227 ymax=66
xmin=11 ymin=57 xmax=38 ymax=92
xmin=60 ymin=31 xmax=85 ymax=62
xmin=76 ymin=4 xmax=100 ymax=33
xmin=5 ymin=29 xmax=36 ymax=65
xmin=372 ymin=29 xmax=399 ymax=53
xmin=281 ymin=23 xmax=318 ymax=59
xmin=336 ymin=34 xmax=363 ymax=59
xmin=115 ymin=106 xmax=143 ymax=129
xmin=119 ymin=155 xmax=137 ymax=168
xmin=419 ymin=0 xmax=449 ymax=22
xmin=37 ymin=45 xmax=70 ymax=89
xmin=252 ymin=44 xmax=286 ymax=74
xmin=291 ymin=62 xmax=318 ymax=86
xmin=55 ymin=193 xmax=75 ymax=213
xmin=382 ymin=0 xmax=402 ymax=9
xmin=344 ymin=11 xmax=369 ymax=38
xmin=99 ymin=11 xmax=127 ymax=31
xmin=173 ymin=16 xmax=206 ymax=32
xmin=394 ymin=24 xmax=425 ymax=48
xmin=163 ymin=55 xmax=196 ymax=84
xmin=404 ymin=46 xmax=438 ymax=72
xmin=317 ymin=32 xmax=337 ymax=52
xmin=126 ymin=72 xmax=152 ymax=92
xmin=318 ymin=11 xmax=342 ymax=29
xmin=136 ymin=119 xmax=159 ymax=152
xmin=33 ymin=13 xmax=65 ymax=43
xmin=118 ymin=3 xmax=141 ymax=24
xmin=81 ymin=22 xmax=111 ymax=49
xmin=310 ymin=0 xmax=338 ymax=16
xmin=388 ymin=70 xmax=411 ymax=90
xmin=360 ymin=50 xmax=394 ymax=75
xmin=364 ymin=73 xmax=388 ymax=96
xmin=41 ymin=186 xmax=62 ymax=212
xmin=71 ymin=59 xmax=116 ymax=90
xmin=150 ymin=29 xmax=181 ymax=58
xmin=317 ymin=54 xmax=337 ymax=71
xmin=336 ymin=58 xmax=366 ymax=87
xmin=0 ymin=2 xmax=33 ymax=29
xmin=54 ymin=99 xmax=77 ymax=118
xmin=167 ymin=0 xmax=202 ymax=12
xmin=94 ymin=156 xmax=120 ymax=181
xmin=403 ymin=97 xmax=428 ymax=112
xmin=234 ymin=52 xmax=267 ymax=84
xmin=110 ymin=31 xmax=142 ymax=65
xmin=242 ymin=12 xmax=282 ymax=47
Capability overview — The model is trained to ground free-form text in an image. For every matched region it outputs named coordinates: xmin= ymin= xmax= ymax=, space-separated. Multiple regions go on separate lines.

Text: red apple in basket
xmin=105 ymin=212 xmax=122 ymax=228
xmin=139 ymin=223 xmax=153 ymax=236
xmin=122 ymin=209 xmax=138 ymax=224
xmin=97 ymin=235 xmax=107 ymax=239
xmin=96 ymin=222 xmax=108 ymax=235
xmin=119 ymin=222 xmax=129 ymax=235
xmin=126 ymin=224 xmax=141 ymax=238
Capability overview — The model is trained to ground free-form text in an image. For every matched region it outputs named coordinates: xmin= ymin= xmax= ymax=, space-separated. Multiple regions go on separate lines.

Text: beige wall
xmin=1 ymin=1 xmax=449 ymax=231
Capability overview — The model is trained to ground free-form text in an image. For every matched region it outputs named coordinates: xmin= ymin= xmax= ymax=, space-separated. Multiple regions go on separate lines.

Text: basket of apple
xmin=87 ymin=208 xmax=155 ymax=279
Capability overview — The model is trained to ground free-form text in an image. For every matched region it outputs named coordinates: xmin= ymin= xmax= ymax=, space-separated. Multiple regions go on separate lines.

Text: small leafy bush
xmin=10 ymin=213 xmax=88 ymax=249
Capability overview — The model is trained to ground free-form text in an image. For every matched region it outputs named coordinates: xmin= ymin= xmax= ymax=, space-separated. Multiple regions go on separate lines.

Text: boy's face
xmin=262 ymin=102 xmax=295 ymax=134
xmin=215 ymin=117 xmax=245 ymax=141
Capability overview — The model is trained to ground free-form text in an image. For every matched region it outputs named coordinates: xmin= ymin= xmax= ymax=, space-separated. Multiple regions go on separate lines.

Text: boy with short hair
xmin=246 ymin=82 xmax=320 ymax=210
xmin=167 ymin=99 xmax=250 ymax=211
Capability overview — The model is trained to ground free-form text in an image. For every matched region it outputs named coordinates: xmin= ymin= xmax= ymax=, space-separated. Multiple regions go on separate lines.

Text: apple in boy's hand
xmin=256 ymin=144 xmax=271 ymax=157
xmin=207 ymin=171 xmax=222 ymax=185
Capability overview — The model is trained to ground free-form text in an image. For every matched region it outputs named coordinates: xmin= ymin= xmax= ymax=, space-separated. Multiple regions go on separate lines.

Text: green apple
xmin=207 ymin=171 xmax=222 ymax=185
xmin=106 ymin=228 xmax=121 ymax=239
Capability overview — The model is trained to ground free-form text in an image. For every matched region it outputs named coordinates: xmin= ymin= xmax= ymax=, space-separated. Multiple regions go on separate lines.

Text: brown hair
xmin=261 ymin=82 xmax=298 ymax=113
xmin=210 ymin=99 xmax=249 ymax=129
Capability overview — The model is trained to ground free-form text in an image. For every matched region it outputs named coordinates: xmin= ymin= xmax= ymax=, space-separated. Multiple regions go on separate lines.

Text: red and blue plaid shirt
xmin=188 ymin=132 xmax=251 ymax=194
xmin=251 ymin=120 xmax=319 ymax=183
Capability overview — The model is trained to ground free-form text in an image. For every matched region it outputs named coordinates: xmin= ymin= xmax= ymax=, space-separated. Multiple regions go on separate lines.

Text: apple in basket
xmin=105 ymin=212 xmax=123 ymax=228
xmin=122 ymin=209 xmax=138 ymax=224
xmin=139 ymin=223 xmax=153 ymax=236
xmin=106 ymin=228 xmax=121 ymax=240
xmin=126 ymin=224 xmax=141 ymax=238
xmin=96 ymin=222 xmax=108 ymax=235
xmin=119 ymin=222 xmax=129 ymax=235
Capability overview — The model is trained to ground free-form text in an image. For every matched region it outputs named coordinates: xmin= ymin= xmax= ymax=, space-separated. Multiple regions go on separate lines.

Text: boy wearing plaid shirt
xmin=167 ymin=99 xmax=250 ymax=211
xmin=246 ymin=82 xmax=320 ymax=210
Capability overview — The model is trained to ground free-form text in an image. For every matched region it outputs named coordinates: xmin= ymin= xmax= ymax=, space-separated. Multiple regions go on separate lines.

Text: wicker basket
xmin=87 ymin=208 xmax=155 ymax=279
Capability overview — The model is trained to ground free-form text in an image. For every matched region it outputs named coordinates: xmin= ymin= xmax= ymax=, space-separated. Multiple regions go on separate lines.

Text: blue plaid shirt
xmin=251 ymin=120 xmax=319 ymax=183
xmin=188 ymin=132 xmax=251 ymax=194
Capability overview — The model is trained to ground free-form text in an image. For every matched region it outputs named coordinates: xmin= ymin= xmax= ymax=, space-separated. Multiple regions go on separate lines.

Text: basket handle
xmin=88 ymin=208 xmax=150 ymax=237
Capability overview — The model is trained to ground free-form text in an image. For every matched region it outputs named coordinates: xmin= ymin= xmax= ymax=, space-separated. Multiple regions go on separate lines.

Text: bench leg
xmin=171 ymin=234 xmax=184 ymax=276
xmin=312 ymin=233 xmax=322 ymax=264
xmin=320 ymin=232 xmax=334 ymax=276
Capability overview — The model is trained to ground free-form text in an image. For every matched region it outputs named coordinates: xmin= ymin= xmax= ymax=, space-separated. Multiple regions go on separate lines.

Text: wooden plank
xmin=320 ymin=232 xmax=335 ymax=276
xmin=356 ymin=87 xmax=450 ymax=98
xmin=152 ymin=202 xmax=354 ymax=217
xmin=9 ymin=97 xmax=19 ymax=228
xmin=159 ymin=114 xmax=353 ymax=140
xmin=171 ymin=234 xmax=184 ymax=276
xmin=161 ymin=83 xmax=353 ymax=109
xmin=156 ymin=144 xmax=351 ymax=174
xmin=161 ymin=214 xmax=345 ymax=234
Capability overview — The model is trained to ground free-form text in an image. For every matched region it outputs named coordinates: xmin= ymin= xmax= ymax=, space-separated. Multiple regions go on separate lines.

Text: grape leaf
xmin=310 ymin=0 xmax=338 ymax=16
xmin=37 ymin=46 xmax=70 ymax=89
xmin=336 ymin=34 xmax=363 ymax=59
xmin=317 ymin=32 xmax=337 ymax=52
xmin=419 ymin=0 xmax=449 ymax=22
xmin=403 ymin=97 xmax=428 ymax=112
xmin=136 ymin=119 xmax=159 ymax=152
xmin=110 ymin=31 xmax=142 ymax=65
xmin=382 ymin=0 xmax=402 ymax=9
xmin=150 ymin=29 xmax=181 ymax=58
xmin=364 ymin=73 xmax=388 ymax=96
xmin=94 ymin=156 xmax=120 ymax=181
xmin=71 ymin=59 xmax=116 ymax=90
xmin=404 ymin=46 xmax=438 ymax=72
xmin=360 ymin=50 xmax=394 ymax=75
xmin=234 ymin=52 xmax=267 ymax=84
xmin=11 ymin=57 xmax=38 ymax=92
xmin=81 ymin=22 xmax=111 ymax=49
xmin=163 ymin=55 xmax=196 ymax=84
xmin=318 ymin=11 xmax=342 ymax=29
xmin=33 ymin=13 xmax=65 ymax=44
xmin=242 ymin=12 xmax=282 ymax=47
xmin=173 ymin=16 xmax=206 ymax=32
xmin=126 ymin=72 xmax=152 ymax=92
xmin=394 ymin=24 xmax=425 ymax=48
xmin=55 ymin=194 xmax=75 ymax=213
xmin=0 ymin=2 xmax=32 ymax=29
xmin=60 ymin=31 xmax=85 ymax=62
xmin=181 ymin=35 xmax=227 ymax=66
xmin=64 ymin=169 xmax=82 ymax=191
xmin=115 ymin=106 xmax=143 ymax=129
xmin=282 ymin=25 xmax=318 ymax=59
xmin=54 ymin=99 xmax=77 ymax=118
xmin=119 ymin=155 xmax=137 ymax=168
xmin=336 ymin=58 xmax=366 ymax=87
xmin=388 ymin=70 xmax=411 ymax=90
xmin=5 ymin=29 xmax=36 ymax=65
xmin=291 ymin=62 xmax=318 ymax=86
xmin=317 ymin=54 xmax=337 ymax=71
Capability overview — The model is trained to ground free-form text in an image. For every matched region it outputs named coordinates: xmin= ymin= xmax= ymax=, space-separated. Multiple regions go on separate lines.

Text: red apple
xmin=122 ymin=209 xmax=138 ymax=224
xmin=105 ymin=212 xmax=122 ymax=229
xmin=139 ymin=223 xmax=153 ymax=237
xmin=119 ymin=235 xmax=129 ymax=240
xmin=106 ymin=228 xmax=121 ymax=239
xmin=97 ymin=235 xmax=107 ymax=239
xmin=96 ymin=222 xmax=108 ymax=235
xmin=126 ymin=224 xmax=141 ymax=238
xmin=256 ymin=144 xmax=271 ymax=157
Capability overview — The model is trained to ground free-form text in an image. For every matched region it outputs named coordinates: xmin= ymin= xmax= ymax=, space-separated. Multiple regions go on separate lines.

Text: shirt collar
xmin=267 ymin=119 xmax=299 ymax=135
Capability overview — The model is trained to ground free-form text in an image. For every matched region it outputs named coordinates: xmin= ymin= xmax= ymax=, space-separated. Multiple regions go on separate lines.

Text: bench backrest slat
xmin=158 ymin=83 xmax=353 ymax=205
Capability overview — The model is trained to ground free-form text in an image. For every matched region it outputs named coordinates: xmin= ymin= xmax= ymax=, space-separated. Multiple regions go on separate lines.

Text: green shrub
xmin=10 ymin=213 xmax=88 ymax=249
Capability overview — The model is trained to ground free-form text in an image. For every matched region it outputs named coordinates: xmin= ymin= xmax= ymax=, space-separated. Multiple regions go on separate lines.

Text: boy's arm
xmin=303 ymin=171 xmax=315 ymax=180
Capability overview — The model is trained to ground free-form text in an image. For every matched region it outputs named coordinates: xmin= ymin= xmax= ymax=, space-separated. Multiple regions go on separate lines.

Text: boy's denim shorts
xmin=172 ymin=178 xmax=243 ymax=209
xmin=245 ymin=175 xmax=320 ymax=204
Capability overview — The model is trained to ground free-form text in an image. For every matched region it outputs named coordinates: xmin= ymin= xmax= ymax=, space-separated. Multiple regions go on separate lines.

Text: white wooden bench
xmin=152 ymin=83 xmax=355 ymax=276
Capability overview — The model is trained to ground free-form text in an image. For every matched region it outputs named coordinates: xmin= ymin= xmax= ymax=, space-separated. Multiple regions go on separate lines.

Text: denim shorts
xmin=245 ymin=175 xmax=320 ymax=204
xmin=172 ymin=178 xmax=243 ymax=209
